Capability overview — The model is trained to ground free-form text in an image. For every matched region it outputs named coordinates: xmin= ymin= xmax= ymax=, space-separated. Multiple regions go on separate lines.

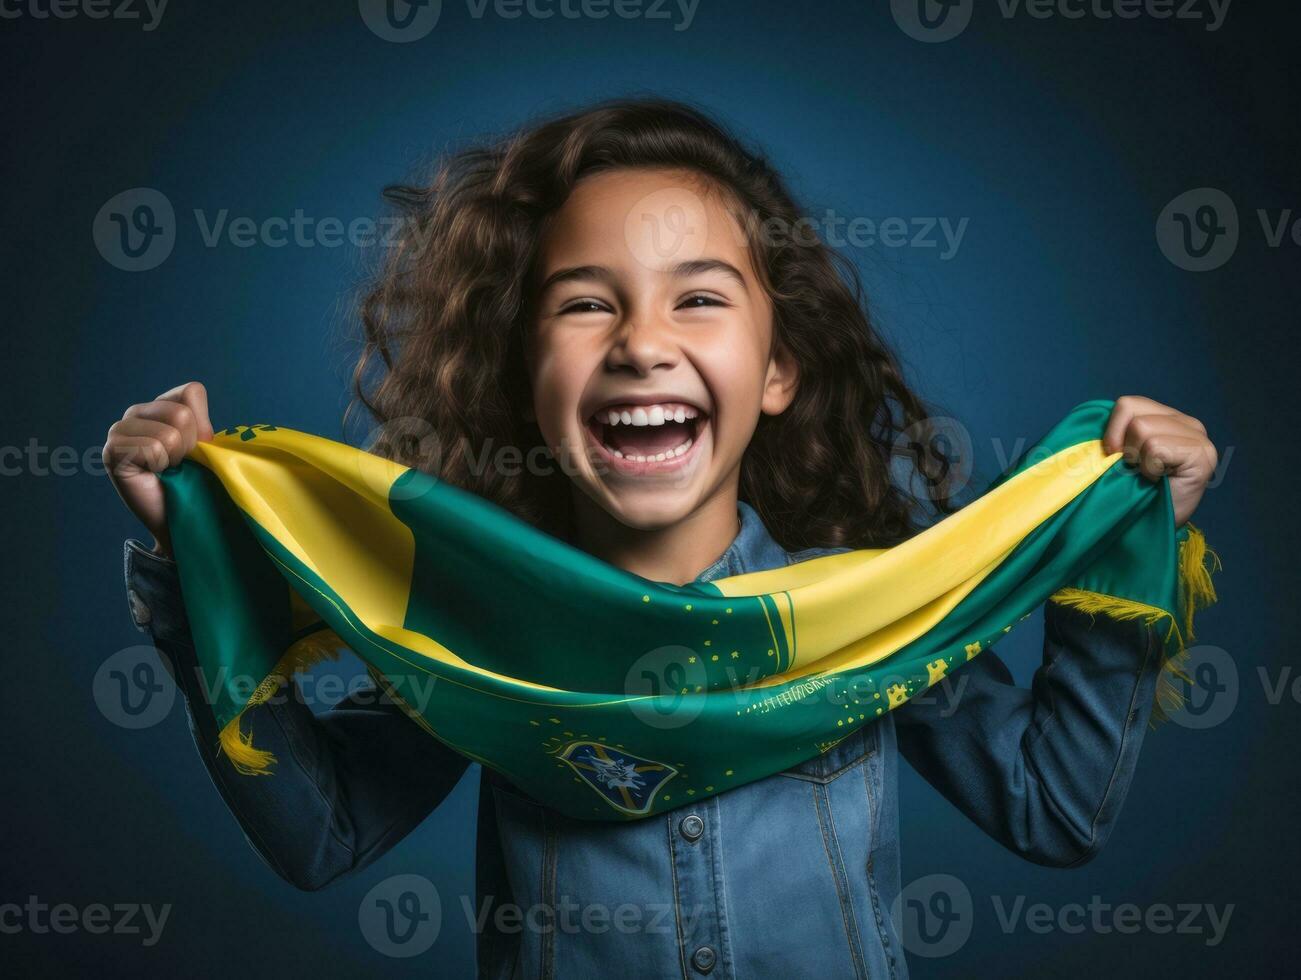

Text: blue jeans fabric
xmin=122 ymin=499 xmax=1161 ymax=979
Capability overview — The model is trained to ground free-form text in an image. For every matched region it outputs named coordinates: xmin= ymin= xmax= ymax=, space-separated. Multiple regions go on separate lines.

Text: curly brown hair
xmin=348 ymin=96 xmax=956 ymax=552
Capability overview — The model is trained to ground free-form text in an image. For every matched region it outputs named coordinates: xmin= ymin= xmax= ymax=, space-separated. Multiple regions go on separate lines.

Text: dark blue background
xmin=5 ymin=0 xmax=1297 ymax=976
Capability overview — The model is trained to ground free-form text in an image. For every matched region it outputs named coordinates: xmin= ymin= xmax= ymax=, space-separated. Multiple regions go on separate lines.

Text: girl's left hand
xmin=1102 ymin=395 xmax=1218 ymax=526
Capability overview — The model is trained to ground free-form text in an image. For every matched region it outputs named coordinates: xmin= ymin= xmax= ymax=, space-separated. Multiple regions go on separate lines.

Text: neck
xmin=569 ymin=484 xmax=742 ymax=586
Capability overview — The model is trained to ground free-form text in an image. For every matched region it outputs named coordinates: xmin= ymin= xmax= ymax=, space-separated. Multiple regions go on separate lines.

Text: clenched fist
xmin=1102 ymin=395 xmax=1218 ymax=526
xmin=103 ymin=381 xmax=214 ymax=558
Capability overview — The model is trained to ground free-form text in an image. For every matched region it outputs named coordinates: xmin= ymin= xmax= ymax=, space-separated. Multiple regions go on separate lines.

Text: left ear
xmin=760 ymin=340 xmax=800 ymax=416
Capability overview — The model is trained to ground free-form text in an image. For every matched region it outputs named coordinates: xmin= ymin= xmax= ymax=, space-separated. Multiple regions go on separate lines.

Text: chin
xmin=598 ymin=490 xmax=702 ymax=531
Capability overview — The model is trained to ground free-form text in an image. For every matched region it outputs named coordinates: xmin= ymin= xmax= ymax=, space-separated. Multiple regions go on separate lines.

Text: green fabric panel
xmin=156 ymin=399 xmax=1185 ymax=820
xmin=159 ymin=460 xmax=293 ymax=730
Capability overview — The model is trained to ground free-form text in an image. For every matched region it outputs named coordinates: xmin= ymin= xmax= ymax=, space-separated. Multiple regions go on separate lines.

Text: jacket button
xmin=691 ymin=945 xmax=716 ymax=973
xmin=679 ymin=813 xmax=704 ymax=842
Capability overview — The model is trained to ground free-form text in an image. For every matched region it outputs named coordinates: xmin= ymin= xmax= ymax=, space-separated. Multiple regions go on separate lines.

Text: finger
xmin=155 ymin=381 xmax=213 ymax=440
xmin=1128 ymin=430 xmax=1210 ymax=482
xmin=1156 ymin=432 xmax=1219 ymax=479
xmin=1103 ymin=395 xmax=1182 ymax=453
xmin=1121 ymin=414 xmax=1166 ymax=474
xmin=124 ymin=399 xmax=199 ymax=447
xmin=104 ymin=433 xmax=174 ymax=477
xmin=107 ymin=418 xmax=189 ymax=472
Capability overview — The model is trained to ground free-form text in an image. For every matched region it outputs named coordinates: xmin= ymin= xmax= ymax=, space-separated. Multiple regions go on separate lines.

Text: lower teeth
xmin=610 ymin=437 xmax=692 ymax=463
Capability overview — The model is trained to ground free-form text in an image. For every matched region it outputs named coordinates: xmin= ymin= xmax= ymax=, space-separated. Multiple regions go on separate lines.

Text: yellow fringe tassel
xmin=217 ymin=629 xmax=346 ymax=775
xmin=1177 ymin=523 xmax=1220 ymax=643
xmin=1048 ymin=524 xmax=1220 ymax=726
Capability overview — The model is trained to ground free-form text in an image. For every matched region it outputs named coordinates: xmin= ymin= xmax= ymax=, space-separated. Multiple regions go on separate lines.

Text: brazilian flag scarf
xmin=158 ymin=399 xmax=1218 ymax=821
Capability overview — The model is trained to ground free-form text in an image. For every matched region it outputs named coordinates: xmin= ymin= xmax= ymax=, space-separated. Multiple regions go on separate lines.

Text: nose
xmin=604 ymin=310 xmax=679 ymax=376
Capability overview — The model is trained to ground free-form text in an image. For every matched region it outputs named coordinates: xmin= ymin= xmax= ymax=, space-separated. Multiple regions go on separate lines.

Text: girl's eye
xmin=678 ymin=294 xmax=726 ymax=309
xmin=558 ymin=300 xmax=611 ymax=315
xmin=557 ymin=295 xmax=725 ymax=315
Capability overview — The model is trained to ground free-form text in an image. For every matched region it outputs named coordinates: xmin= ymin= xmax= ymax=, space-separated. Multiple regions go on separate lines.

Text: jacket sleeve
xmin=123 ymin=538 xmax=470 ymax=891
xmin=893 ymin=600 xmax=1164 ymax=868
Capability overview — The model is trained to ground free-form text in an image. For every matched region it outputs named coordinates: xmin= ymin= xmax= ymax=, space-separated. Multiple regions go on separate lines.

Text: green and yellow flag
xmin=158 ymin=399 xmax=1217 ymax=821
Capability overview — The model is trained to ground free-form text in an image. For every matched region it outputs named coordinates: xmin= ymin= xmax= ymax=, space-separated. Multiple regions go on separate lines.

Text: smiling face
xmin=526 ymin=167 xmax=798 ymax=531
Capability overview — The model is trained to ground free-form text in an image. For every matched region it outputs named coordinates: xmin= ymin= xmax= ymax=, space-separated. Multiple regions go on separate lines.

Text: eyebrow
xmin=536 ymin=258 xmax=748 ymax=295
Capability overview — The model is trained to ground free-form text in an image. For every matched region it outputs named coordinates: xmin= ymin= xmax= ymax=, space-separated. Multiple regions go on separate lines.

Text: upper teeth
xmin=599 ymin=403 xmax=700 ymax=426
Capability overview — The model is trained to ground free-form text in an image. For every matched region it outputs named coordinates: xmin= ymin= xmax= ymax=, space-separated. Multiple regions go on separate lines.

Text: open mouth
xmin=584 ymin=401 xmax=709 ymax=470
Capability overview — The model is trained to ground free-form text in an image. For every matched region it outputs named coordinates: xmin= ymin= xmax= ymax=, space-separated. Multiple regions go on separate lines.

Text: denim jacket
xmin=122 ymin=499 xmax=1162 ymax=979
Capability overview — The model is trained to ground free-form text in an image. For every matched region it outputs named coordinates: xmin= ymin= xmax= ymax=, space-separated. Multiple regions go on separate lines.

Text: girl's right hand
xmin=104 ymin=381 xmax=214 ymax=558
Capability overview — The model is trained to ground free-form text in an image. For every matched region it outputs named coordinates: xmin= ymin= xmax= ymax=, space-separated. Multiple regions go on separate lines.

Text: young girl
xmin=104 ymin=98 xmax=1216 ymax=979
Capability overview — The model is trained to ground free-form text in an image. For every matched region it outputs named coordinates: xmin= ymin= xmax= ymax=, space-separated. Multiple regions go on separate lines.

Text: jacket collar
xmin=693 ymin=500 xmax=790 ymax=583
